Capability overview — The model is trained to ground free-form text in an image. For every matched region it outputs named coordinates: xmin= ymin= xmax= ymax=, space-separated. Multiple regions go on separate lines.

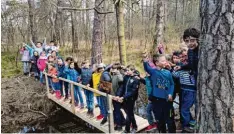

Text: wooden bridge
xmin=44 ymin=73 xmax=149 ymax=133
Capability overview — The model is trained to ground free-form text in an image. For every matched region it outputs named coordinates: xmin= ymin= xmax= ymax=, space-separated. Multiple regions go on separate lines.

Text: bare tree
xmin=28 ymin=0 xmax=37 ymax=42
xmin=197 ymin=0 xmax=234 ymax=132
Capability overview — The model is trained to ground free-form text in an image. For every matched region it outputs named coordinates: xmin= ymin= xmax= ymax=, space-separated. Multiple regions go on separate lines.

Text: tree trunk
xmin=153 ymin=0 xmax=164 ymax=53
xmin=127 ymin=0 xmax=132 ymax=40
xmin=197 ymin=0 xmax=234 ymax=132
xmin=55 ymin=0 xmax=63 ymax=44
xmin=115 ymin=0 xmax=127 ymax=65
xmin=28 ymin=0 xmax=37 ymax=42
xmin=71 ymin=11 xmax=79 ymax=54
xmin=182 ymin=0 xmax=185 ymax=25
xmin=174 ymin=0 xmax=178 ymax=23
xmin=91 ymin=0 xmax=103 ymax=64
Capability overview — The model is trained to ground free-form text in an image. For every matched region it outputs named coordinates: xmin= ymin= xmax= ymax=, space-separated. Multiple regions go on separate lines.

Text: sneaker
xmin=86 ymin=111 xmax=90 ymax=117
xmin=145 ymin=124 xmax=157 ymax=131
xmin=122 ymin=130 xmax=130 ymax=134
xmin=64 ymin=97 xmax=68 ymax=102
xmin=183 ymin=126 xmax=194 ymax=133
xmin=131 ymin=127 xmax=137 ymax=133
xmin=100 ymin=118 xmax=107 ymax=125
xmin=89 ymin=112 xmax=94 ymax=118
xmin=97 ymin=114 xmax=104 ymax=120
xmin=114 ymin=125 xmax=122 ymax=131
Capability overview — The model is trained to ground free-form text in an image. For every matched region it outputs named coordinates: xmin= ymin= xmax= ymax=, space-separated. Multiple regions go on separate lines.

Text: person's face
xmin=50 ymin=42 xmax=54 ymax=46
xmin=49 ymin=56 xmax=54 ymax=62
xmin=126 ymin=68 xmax=134 ymax=76
xmin=84 ymin=63 xmax=90 ymax=68
xmin=52 ymin=52 xmax=56 ymax=56
xmin=57 ymin=59 xmax=63 ymax=65
xmin=182 ymin=50 xmax=187 ymax=56
xmin=36 ymin=43 xmax=42 ymax=48
xmin=41 ymin=52 xmax=46 ymax=57
xmin=111 ymin=68 xmax=118 ymax=73
xmin=156 ymin=56 xmax=167 ymax=68
xmin=70 ymin=63 xmax=75 ymax=68
xmin=48 ymin=50 xmax=52 ymax=54
xmin=48 ymin=65 xmax=53 ymax=70
xmin=184 ymin=36 xmax=198 ymax=49
xmin=34 ymin=52 xmax=38 ymax=56
xmin=172 ymin=55 xmax=181 ymax=64
xmin=98 ymin=67 xmax=104 ymax=73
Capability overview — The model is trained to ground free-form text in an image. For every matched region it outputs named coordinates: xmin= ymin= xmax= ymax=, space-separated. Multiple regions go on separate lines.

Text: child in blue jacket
xmin=64 ymin=61 xmax=84 ymax=108
xmin=143 ymin=54 xmax=176 ymax=133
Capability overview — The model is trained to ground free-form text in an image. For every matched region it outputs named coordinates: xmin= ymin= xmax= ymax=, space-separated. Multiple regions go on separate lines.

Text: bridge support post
xmin=70 ymin=83 xmax=75 ymax=114
xmin=45 ymin=73 xmax=50 ymax=98
xmin=107 ymin=94 xmax=114 ymax=133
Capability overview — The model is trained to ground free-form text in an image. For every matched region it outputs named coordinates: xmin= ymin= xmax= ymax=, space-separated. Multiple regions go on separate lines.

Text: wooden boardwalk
xmin=45 ymin=73 xmax=149 ymax=133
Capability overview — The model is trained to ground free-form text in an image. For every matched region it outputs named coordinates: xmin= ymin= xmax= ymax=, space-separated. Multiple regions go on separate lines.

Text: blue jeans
xmin=99 ymin=96 xmax=108 ymax=118
xmin=53 ymin=82 xmax=60 ymax=91
xmin=146 ymin=101 xmax=154 ymax=125
xmin=84 ymin=89 xmax=94 ymax=112
xmin=113 ymin=101 xmax=125 ymax=126
xmin=181 ymin=90 xmax=196 ymax=128
xmin=40 ymin=71 xmax=44 ymax=84
xmin=48 ymin=77 xmax=55 ymax=90
xmin=74 ymin=85 xmax=84 ymax=105
xmin=23 ymin=61 xmax=30 ymax=73
xmin=96 ymin=96 xmax=102 ymax=109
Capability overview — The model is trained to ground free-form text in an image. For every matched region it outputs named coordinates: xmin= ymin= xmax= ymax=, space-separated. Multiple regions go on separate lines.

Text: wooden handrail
xmin=43 ymin=72 xmax=113 ymax=98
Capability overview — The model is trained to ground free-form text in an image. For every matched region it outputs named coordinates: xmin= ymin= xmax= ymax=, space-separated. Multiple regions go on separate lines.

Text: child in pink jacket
xmin=37 ymin=51 xmax=47 ymax=85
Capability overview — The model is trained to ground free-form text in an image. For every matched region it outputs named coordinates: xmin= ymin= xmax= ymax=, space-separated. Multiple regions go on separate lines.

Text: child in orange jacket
xmin=48 ymin=63 xmax=61 ymax=99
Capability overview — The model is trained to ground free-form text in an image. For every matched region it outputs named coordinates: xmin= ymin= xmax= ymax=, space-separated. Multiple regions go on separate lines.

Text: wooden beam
xmin=70 ymin=83 xmax=75 ymax=114
xmin=45 ymin=73 xmax=50 ymax=98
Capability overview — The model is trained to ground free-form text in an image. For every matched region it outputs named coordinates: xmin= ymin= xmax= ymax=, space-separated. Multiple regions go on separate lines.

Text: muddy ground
xmin=1 ymin=75 xmax=57 ymax=133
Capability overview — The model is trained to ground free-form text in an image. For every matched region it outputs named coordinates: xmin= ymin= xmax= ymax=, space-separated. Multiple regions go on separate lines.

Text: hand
xmin=174 ymin=66 xmax=181 ymax=71
xmin=22 ymin=43 xmax=26 ymax=46
xmin=31 ymin=61 xmax=34 ymax=63
xmin=168 ymin=95 xmax=173 ymax=102
xmin=134 ymin=76 xmax=140 ymax=80
xmin=118 ymin=97 xmax=124 ymax=103
xmin=74 ymin=58 xmax=78 ymax=62
xmin=87 ymin=84 xmax=90 ymax=87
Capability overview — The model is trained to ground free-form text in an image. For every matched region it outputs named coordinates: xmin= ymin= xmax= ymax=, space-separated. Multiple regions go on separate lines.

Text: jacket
xmin=30 ymin=55 xmax=39 ymax=72
xmin=81 ymin=68 xmax=92 ymax=85
xmin=20 ymin=49 xmax=30 ymax=62
xmin=37 ymin=56 xmax=47 ymax=71
xmin=64 ymin=66 xmax=79 ymax=82
xmin=48 ymin=67 xmax=59 ymax=83
xmin=117 ymin=75 xmax=140 ymax=101
xmin=57 ymin=64 xmax=66 ymax=78
xmin=91 ymin=72 xmax=102 ymax=96
xmin=111 ymin=72 xmax=123 ymax=96
xmin=143 ymin=62 xmax=174 ymax=100
xmin=99 ymin=71 xmax=112 ymax=93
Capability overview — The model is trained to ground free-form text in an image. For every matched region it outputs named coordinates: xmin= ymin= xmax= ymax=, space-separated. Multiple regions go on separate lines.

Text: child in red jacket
xmin=48 ymin=63 xmax=61 ymax=99
xmin=37 ymin=51 xmax=47 ymax=85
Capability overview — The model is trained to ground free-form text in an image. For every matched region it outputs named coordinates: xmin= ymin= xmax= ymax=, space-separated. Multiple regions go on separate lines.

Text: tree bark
xmin=91 ymin=0 xmax=103 ymax=64
xmin=197 ymin=0 xmax=234 ymax=132
xmin=115 ymin=0 xmax=127 ymax=65
xmin=71 ymin=11 xmax=79 ymax=54
xmin=174 ymin=0 xmax=178 ymax=23
xmin=153 ymin=0 xmax=164 ymax=53
xmin=28 ymin=0 xmax=37 ymax=42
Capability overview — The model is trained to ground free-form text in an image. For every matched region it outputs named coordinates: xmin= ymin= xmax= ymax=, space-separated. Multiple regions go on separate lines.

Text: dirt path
xmin=1 ymin=75 xmax=56 ymax=133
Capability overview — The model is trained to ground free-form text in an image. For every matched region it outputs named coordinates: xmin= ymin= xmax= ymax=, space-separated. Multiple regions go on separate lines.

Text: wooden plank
xmin=107 ymin=94 xmax=114 ymax=133
xmin=70 ymin=83 xmax=75 ymax=114
xmin=48 ymin=93 xmax=149 ymax=133
xmin=45 ymin=74 xmax=50 ymax=98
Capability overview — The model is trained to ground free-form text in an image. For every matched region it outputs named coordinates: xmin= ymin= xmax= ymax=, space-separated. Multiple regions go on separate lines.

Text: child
xmin=143 ymin=54 xmax=176 ymax=133
xmin=37 ymin=51 xmax=47 ymax=85
xmin=64 ymin=61 xmax=84 ymax=108
xmin=48 ymin=63 xmax=61 ymax=99
xmin=57 ymin=58 xmax=66 ymax=98
xmin=81 ymin=60 xmax=94 ymax=117
xmin=30 ymin=51 xmax=40 ymax=80
xmin=30 ymin=39 xmax=43 ymax=55
xmin=20 ymin=46 xmax=31 ymax=75
xmin=51 ymin=50 xmax=58 ymax=60
xmin=46 ymin=49 xmax=52 ymax=57
xmin=116 ymin=65 xmax=140 ymax=133
xmin=111 ymin=63 xmax=125 ymax=131
xmin=172 ymin=69 xmax=196 ymax=132
xmin=90 ymin=64 xmax=103 ymax=121
xmin=98 ymin=63 xmax=112 ymax=125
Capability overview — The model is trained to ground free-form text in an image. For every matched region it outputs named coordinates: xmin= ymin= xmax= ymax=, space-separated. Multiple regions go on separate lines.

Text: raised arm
xmin=42 ymin=37 xmax=47 ymax=48
xmin=30 ymin=39 xmax=36 ymax=48
xmin=143 ymin=61 xmax=154 ymax=75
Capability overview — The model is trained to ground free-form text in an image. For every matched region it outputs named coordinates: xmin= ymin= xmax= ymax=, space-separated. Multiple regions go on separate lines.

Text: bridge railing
xmin=44 ymin=72 xmax=115 ymax=133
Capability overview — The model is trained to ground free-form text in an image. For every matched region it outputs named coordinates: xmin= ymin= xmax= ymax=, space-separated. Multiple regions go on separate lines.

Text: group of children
xmin=20 ymin=28 xmax=200 ymax=133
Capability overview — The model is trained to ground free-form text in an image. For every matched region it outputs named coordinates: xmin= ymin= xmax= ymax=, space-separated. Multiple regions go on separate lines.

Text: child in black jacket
xmin=116 ymin=65 xmax=140 ymax=133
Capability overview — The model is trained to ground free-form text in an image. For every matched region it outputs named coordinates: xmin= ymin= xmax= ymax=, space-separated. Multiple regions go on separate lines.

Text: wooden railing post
xmin=70 ymin=83 xmax=75 ymax=114
xmin=107 ymin=94 xmax=114 ymax=133
xmin=45 ymin=73 xmax=50 ymax=98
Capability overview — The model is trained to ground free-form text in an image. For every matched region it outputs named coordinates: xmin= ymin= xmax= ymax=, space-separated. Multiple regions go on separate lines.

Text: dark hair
xmin=152 ymin=54 xmax=165 ymax=63
xmin=37 ymin=42 xmax=42 ymax=45
xmin=74 ymin=62 xmax=82 ymax=74
xmin=172 ymin=51 xmax=181 ymax=56
xmin=126 ymin=64 xmax=135 ymax=71
xmin=183 ymin=28 xmax=200 ymax=40
xmin=65 ymin=57 xmax=73 ymax=62
xmin=50 ymin=41 xmax=54 ymax=43
xmin=112 ymin=63 xmax=122 ymax=70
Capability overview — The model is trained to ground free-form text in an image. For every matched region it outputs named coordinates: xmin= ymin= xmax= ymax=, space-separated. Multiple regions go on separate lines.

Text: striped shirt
xmin=172 ymin=70 xmax=196 ymax=92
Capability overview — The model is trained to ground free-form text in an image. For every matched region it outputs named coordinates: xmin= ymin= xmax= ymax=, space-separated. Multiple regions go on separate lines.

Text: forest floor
xmin=1 ymin=75 xmax=56 ymax=133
